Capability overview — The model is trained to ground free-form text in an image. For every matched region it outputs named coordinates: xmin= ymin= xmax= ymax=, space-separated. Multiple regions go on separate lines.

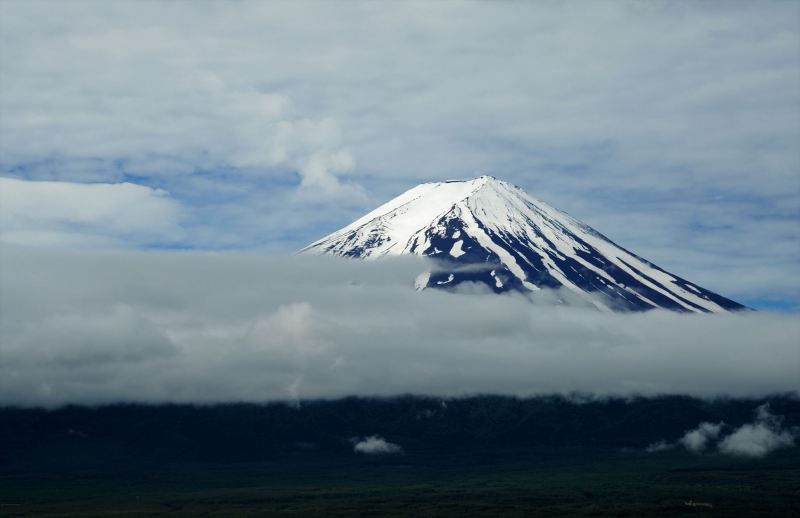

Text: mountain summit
xmin=301 ymin=176 xmax=745 ymax=312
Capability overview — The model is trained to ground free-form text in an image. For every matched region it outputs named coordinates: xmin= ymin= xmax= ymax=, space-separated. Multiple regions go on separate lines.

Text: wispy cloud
xmin=645 ymin=440 xmax=674 ymax=454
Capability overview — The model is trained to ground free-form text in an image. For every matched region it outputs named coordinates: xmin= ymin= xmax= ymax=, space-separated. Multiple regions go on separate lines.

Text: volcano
xmin=301 ymin=176 xmax=745 ymax=313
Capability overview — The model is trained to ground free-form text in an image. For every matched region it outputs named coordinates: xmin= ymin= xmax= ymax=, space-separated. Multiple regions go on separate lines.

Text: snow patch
xmin=449 ymin=240 xmax=465 ymax=258
xmin=490 ymin=269 xmax=503 ymax=288
xmin=437 ymin=274 xmax=455 ymax=285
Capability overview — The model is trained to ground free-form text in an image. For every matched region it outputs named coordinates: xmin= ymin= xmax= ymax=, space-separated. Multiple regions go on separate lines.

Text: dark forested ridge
xmin=2 ymin=395 xmax=798 ymax=463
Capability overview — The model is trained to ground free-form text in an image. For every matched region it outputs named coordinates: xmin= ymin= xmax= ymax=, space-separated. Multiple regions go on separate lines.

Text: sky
xmin=0 ymin=1 xmax=798 ymax=309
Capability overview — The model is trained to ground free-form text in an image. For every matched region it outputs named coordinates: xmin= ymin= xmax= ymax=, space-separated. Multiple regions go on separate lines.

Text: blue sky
xmin=0 ymin=0 xmax=798 ymax=310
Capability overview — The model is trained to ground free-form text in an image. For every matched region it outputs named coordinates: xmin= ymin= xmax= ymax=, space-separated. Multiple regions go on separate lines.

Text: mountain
xmin=301 ymin=176 xmax=746 ymax=312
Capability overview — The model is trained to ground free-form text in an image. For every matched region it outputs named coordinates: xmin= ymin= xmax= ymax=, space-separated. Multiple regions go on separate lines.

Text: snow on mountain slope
xmin=301 ymin=176 xmax=746 ymax=313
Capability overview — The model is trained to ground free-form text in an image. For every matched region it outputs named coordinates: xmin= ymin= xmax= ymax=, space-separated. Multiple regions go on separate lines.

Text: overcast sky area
xmin=0 ymin=1 xmax=798 ymax=310
xmin=1 ymin=247 xmax=798 ymax=407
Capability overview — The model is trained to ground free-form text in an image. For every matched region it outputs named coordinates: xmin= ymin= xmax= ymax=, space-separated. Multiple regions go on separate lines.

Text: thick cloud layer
xmin=0 ymin=247 xmax=798 ymax=407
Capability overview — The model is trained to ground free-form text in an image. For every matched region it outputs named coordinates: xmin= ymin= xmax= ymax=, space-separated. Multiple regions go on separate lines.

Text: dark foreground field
xmin=1 ymin=396 xmax=799 ymax=517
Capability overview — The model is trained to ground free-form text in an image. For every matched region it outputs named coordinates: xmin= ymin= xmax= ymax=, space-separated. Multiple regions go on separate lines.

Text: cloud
xmin=680 ymin=422 xmax=724 ymax=453
xmin=718 ymin=404 xmax=796 ymax=458
xmin=652 ymin=404 xmax=797 ymax=458
xmin=0 ymin=4 xmax=360 ymax=197
xmin=0 ymin=177 xmax=184 ymax=248
xmin=353 ymin=436 xmax=403 ymax=455
xmin=0 ymin=248 xmax=798 ymax=407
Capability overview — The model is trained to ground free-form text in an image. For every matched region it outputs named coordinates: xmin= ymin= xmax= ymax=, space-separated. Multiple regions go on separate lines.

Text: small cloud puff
xmin=645 ymin=440 xmax=674 ymax=453
xmin=653 ymin=405 xmax=797 ymax=459
xmin=718 ymin=404 xmax=796 ymax=458
xmin=680 ymin=422 xmax=724 ymax=453
xmin=353 ymin=436 xmax=403 ymax=455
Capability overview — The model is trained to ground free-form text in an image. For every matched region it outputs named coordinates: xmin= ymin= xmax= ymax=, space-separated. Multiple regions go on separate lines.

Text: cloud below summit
xmin=1 ymin=248 xmax=797 ymax=407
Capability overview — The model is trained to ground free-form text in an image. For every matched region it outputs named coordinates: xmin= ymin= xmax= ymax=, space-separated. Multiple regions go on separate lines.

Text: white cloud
xmin=0 ymin=177 xmax=184 ymax=247
xmin=666 ymin=404 xmax=797 ymax=458
xmin=353 ymin=436 xmax=403 ymax=455
xmin=719 ymin=423 xmax=795 ymax=459
xmin=680 ymin=422 xmax=724 ymax=453
xmin=0 ymin=248 xmax=798 ymax=407
xmin=718 ymin=404 xmax=796 ymax=458
xmin=0 ymin=2 xmax=361 ymax=197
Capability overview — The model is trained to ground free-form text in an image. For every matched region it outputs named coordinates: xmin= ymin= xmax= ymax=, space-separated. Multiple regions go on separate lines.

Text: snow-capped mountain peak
xmin=301 ymin=176 xmax=746 ymax=313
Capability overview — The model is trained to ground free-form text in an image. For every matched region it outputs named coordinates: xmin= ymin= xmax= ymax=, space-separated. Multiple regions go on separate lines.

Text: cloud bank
xmin=0 ymin=247 xmax=798 ymax=407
